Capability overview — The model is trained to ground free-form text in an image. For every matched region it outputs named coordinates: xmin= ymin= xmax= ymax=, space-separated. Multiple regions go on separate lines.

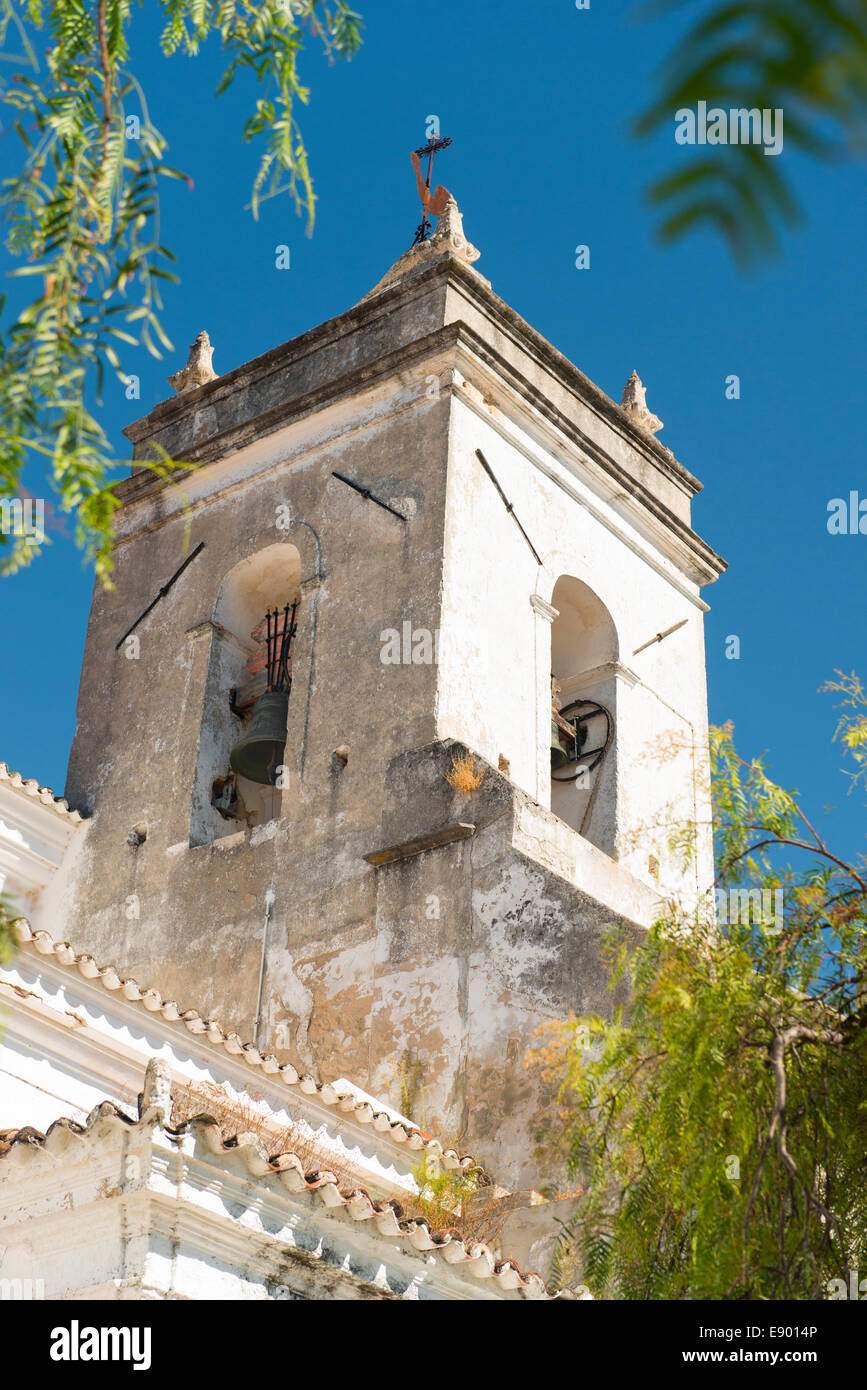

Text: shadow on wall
xmin=549 ymin=575 xmax=618 ymax=854
xmin=190 ymin=544 xmax=302 ymax=847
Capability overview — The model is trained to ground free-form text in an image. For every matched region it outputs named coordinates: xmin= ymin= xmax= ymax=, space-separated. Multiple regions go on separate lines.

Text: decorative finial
xmin=621 ymin=370 xmax=663 ymax=435
xmin=409 ymin=138 xmax=479 ymax=265
xmin=411 ymin=135 xmax=453 ymax=244
xmin=168 ymin=330 xmax=217 ymax=394
xmin=138 ymin=1057 xmax=172 ymax=1124
xmin=356 ymin=143 xmax=483 ymax=305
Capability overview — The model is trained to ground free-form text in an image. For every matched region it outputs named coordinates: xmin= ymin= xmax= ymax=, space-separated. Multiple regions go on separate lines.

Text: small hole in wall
xmin=127 ymin=825 xmax=147 ymax=849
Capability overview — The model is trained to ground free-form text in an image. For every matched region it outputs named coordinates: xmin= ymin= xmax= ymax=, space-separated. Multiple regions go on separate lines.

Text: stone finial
xmin=410 ymin=147 xmax=479 ymax=269
xmin=620 ymin=370 xmax=663 ymax=435
xmin=357 ymin=191 xmax=482 ymax=306
xmin=168 ymin=330 xmax=217 ymax=394
xmin=138 ymin=1057 xmax=172 ymax=1124
xmin=427 ymin=194 xmax=480 ymax=267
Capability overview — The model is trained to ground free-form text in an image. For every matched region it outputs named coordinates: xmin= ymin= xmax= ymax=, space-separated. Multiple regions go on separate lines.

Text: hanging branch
xmin=0 ymin=1 xmax=364 ymax=583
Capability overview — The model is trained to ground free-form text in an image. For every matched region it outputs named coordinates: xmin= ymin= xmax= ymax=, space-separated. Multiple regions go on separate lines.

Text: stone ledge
xmin=364 ymin=822 xmax=476 ymax=867
xmin=512 ymin=795 xmax=661 ymax=930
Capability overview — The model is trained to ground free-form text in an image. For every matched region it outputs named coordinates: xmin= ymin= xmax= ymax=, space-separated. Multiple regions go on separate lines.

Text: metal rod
xmin=277 ymin=603 xmax=287 ymax=689
xmin=284 ymin=602 xmax=298 ymax=688
xmin=331 ymin=470 xmax=407 ymax=520
xmin=412 ymin=135 xmax=452 ymax=243
xmin=474 ymin=449 xmax=543 ymax=566
xmin=632 ymin=618 xmax=688 ymax=656
xmin=413 ymin=136 xmax=453 ymax=159
xmin=253 ymin=889 xmax=275 ymax=1050
xmin=278 ymin=603 xmax=290 ymax=689
xmin=284 ymin=601 xmax=298 ymax=693
xmin=114 ymin=541 xmax=205 ymax=650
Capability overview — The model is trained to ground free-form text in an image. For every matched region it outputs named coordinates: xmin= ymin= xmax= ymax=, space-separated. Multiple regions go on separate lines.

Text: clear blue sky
xmin=1 ymin=0 xmax=865 ymax=863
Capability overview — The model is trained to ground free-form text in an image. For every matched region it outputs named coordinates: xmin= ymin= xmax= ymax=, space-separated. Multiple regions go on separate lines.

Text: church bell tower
xmin=61 ymin=171 xmax=725 ymax=1185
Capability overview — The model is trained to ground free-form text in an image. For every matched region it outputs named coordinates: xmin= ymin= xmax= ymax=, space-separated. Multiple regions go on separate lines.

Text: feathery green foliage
xmin=0 ymin=892 xmax=19 ymax=968
xmin=535 ymin=678 xmax=867 ymax=1299
xmin=637 ymin=0 xmax=867 ymax=265
xmin=822 ymin=670 xmax=867 ymax=796
xmin=0 ymin=0 xmax=362 ymax=581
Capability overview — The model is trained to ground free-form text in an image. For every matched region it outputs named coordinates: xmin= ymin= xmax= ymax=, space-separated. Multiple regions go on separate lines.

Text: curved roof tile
xmin=0 ymin=1101 xmax=582 ymax=1300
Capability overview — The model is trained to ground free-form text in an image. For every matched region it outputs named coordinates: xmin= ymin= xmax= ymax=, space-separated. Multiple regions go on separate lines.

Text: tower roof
xmin=121 ymin=217 xmax=725 ymax=587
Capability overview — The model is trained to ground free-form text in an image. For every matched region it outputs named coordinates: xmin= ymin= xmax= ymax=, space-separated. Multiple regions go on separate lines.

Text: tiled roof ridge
xmin=8 ymin=918 xmax=472 ymax=1171
xmin=0 ymin=763 xmax=86 ymax=823
xmin=0 ymin=1101 xmax=583 ymax=1300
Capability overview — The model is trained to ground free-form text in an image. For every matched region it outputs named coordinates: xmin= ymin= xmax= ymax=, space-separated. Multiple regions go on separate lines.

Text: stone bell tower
xmin=58 ymin=184 xmax=725 ymax=1185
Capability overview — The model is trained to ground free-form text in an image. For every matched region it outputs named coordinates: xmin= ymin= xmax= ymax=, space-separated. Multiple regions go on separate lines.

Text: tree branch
xmin=97 ymin=0 xmax=112 ymax=164
xmin=716 ymin=837 xmax=867 ymax=894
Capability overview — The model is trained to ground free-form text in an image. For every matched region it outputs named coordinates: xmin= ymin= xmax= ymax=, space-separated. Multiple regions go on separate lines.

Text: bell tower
xmin=61 ymin=188 xmax=724 ymax=1185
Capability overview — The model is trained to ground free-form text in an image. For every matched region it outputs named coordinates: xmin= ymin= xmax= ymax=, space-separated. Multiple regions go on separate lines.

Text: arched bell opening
xmin=189 ymin=544 xmax=302 ymax=847
xmin=548 ymin=575 xmax=619 ymax=854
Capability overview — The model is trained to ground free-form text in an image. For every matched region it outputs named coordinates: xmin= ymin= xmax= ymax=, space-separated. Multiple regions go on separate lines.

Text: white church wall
xmin=437 ymin=379 xmax=714 ymax=898
xmin=0 ymin=935 xmax=427 ymax=1204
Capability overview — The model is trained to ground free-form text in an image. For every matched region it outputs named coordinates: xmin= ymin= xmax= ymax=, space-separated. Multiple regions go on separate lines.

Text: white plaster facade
xmin=437 ymin=360 xmax=714 ymax=900
xmin=0 ymin=787 xmax=577 ymax=1300
xmin=0 ymin=765 xmax=84 ymax=919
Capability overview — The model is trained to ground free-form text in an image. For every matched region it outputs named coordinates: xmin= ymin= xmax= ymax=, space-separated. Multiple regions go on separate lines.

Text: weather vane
xmin=410 ymin=133 xmax=453 ymax=245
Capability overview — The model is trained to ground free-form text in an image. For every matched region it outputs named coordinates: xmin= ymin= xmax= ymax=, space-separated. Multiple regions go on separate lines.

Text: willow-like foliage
xmin=636 ymin=0 xmax=867 ymax=265
xmin=534 ymin=673 xmax=867 ymax=1300
xmin=0 ymin=1 xmax=362 ymax=581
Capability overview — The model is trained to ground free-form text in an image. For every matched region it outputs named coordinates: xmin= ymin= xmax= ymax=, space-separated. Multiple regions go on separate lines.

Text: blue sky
xmin=1 ymin=0 xmax=865 ymax=862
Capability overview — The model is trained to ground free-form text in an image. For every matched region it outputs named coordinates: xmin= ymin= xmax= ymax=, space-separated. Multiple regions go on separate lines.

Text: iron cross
xmin=411 ymin=134 xmax=453 ymax=244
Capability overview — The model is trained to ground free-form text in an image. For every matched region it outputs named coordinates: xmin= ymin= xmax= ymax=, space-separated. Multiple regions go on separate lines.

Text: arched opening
xmin=213 ymin=545 xmax=302 ymax=643
xmin=190 ymin=544 xmax=302 ymax=846
xmin=548 ymin=576 xmax=619 ymax=853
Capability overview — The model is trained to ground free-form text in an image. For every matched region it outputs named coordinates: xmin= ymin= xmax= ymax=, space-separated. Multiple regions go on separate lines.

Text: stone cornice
xmin=451 ymin=334 xmax=725 ymax=587
xmin=114 ymin=321 xmax=464 ymax=505
xmin=115 ymin=326 xmax=724 ymax=588
xmin=115 ymin=252 xmax=724 ymax=584
xmin=122 ymin=256 xmax=696 ymax=494
xmin=440 ymin=257 xmax=703 ymax=497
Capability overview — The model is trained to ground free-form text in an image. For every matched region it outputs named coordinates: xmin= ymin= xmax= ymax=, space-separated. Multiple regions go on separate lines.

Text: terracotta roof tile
xmin=10 ymin=918 xmax=471 ymax=1170
xmin=0 ymin=763 xmax=86 ymax=822
xmin=0 ymin=1100 xmax=583 ymax=1300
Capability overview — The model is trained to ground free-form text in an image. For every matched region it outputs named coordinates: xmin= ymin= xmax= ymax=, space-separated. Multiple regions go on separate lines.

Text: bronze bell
xmin=551 ymin=715 xmax=572 ymax=771
xmin=230 ymin=690 xmax=289 ymax=786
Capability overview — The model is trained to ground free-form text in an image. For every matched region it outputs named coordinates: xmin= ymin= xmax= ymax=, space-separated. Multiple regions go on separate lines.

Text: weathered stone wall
xmin=363 ymin=739 xmax=648 ymax=1185
xmin=62 ymin=375 xmax=451 ymax=1090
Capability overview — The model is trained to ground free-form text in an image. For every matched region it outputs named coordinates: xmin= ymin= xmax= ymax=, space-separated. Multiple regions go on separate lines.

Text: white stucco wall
xmin=0 ymin=947 xmax=570 ymax=1301
xmin=436 ymin=368 xmax=715 ymax=899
